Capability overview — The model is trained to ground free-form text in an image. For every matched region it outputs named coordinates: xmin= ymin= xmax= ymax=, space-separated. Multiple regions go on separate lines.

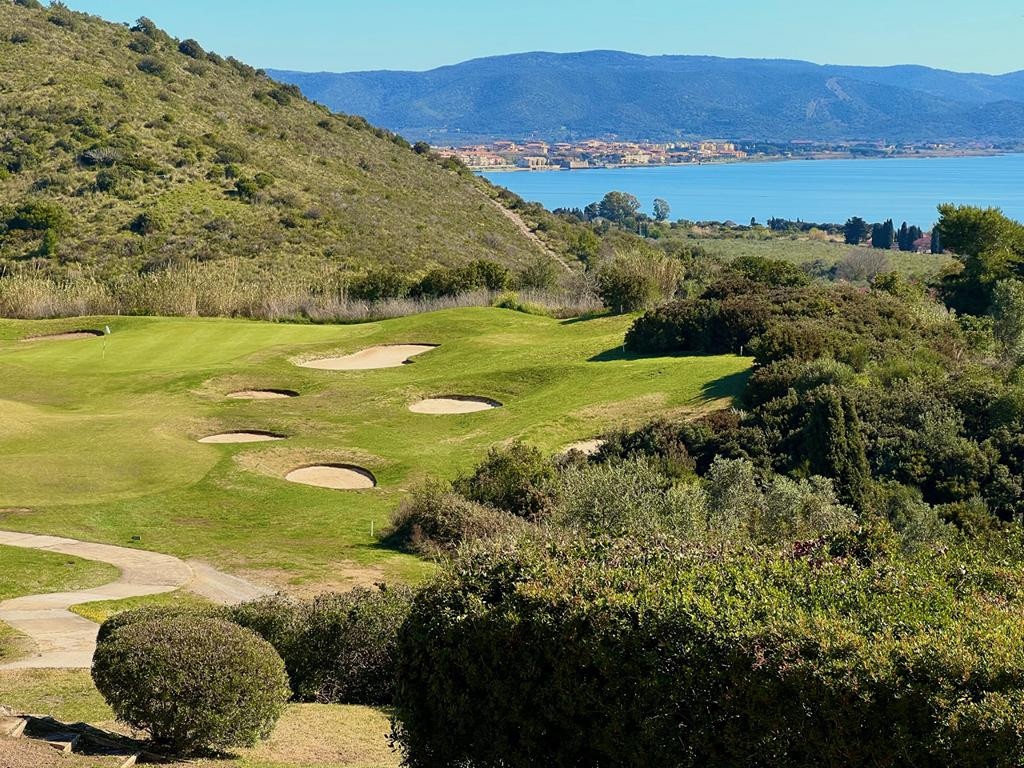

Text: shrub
xmin=453 ymin=441 xmax=556 ymax=519
xmin=10 ymin=31 xmax=32 ymax=44
xmin=92 ymin=617 xmax=289 ymax=754
xmin=5 ymin=199 xmax=69 ymax=232
xmin=96 ymin=604 xmax=228 ymax=643
xmin=597 ymin=247 xmax=681 ymax=313
xmin=348 ymin=267 xmax=410 ymax=301
xmin=130 ymin=211 xmax=166 ymax=235
xmin=383 ymin=481 xmax=524 ymax=554
xmin=178 ymin=38 xmax=204 ymax=59
xmin=289 ymin=587 xmax=413 ymax=704
xmin=234 ymin=177 xmax=260 ymax=202
xmin=136 ymin=57 xmax=167 ymax=77
xmin=394 ymin=533 xmax=1024 ymax=768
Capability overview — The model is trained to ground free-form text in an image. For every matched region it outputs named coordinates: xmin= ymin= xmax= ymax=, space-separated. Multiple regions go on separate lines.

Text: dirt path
xmin=0 ymin=530 xmax=270 ymax=669
xmin=488 ymin=197 xmax=574 ymax=272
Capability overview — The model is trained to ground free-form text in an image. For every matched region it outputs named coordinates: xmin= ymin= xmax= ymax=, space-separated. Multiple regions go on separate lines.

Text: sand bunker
xmin=561 ymin=439 xmax=607 ymax=456
xmin=285 ymin=464 xmax=377 ymax=490
xmin=21 ymin=330 xmax=103 ymax=342
xmin=298 ymin=344 xmax=437 ymax=371
xmin=198 ymin=431 xmax=286 ymax=444
xmin=409 ymin=396 xmax=502 ymax=414
xmin=226 ymin=389 xmax=299 ymax=400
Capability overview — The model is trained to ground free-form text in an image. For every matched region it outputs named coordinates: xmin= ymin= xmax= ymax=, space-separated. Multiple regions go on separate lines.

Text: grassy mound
xmin=0 ymin=3 xmax=547 ymax=283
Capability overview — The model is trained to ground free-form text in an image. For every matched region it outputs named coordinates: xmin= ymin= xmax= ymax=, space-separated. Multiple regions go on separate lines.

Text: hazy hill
xmin=270 ymin=51 xmax=1024 ymax=143
xmin=0 ymin=2 xmax=547 ymax=281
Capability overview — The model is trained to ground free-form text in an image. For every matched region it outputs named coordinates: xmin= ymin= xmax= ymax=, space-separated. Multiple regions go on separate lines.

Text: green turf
xmin=0 ymin=307 xmax=749 ymax=591
xmin=691 ymin=235 xmax=954 ymax=280
xmin=0 ymin=545 xmax=118 ymax=661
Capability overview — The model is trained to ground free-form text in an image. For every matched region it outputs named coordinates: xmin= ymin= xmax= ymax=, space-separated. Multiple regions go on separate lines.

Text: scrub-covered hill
xmin=0 ymin=1 xmax=550 ymax=282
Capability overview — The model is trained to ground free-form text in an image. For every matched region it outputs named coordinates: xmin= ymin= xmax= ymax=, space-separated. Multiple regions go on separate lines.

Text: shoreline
xmin=474 ymin=149 xmax=1018 ymax=173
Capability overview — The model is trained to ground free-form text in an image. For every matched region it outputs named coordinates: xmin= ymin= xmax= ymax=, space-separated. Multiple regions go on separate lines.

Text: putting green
xmin=0 ymin=307 xmax=750 ymax=591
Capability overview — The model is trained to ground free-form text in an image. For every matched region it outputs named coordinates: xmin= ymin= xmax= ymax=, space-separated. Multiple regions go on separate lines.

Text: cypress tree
xmin=801 ymin=386 xmax=870 ymax=507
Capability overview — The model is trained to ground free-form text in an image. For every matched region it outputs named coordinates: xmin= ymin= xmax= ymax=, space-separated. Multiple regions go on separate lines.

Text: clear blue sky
xmin=64 ymin=0 xmax=1024 ymax=75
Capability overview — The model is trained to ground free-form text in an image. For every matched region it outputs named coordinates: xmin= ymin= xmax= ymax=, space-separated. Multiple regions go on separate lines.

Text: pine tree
xmin=931 ymin=228 xmax=943 ymax=253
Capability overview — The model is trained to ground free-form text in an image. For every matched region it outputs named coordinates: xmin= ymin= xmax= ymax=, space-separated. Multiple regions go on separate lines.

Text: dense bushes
xmin=596 ymin=246 xmax=681 ymax=312
xmin=92 ymin=616 xmax=289 ymax=754
xmin=393 ymin=532 xmax=1024 ymax=768
xmin=624 ymin=267 xmax=913 ymax=358
xmin=453 ymin=441 xmax=556 ymax=519
xmin=227 ymin=589 xmax=413 ymax=705
xmin=384 ymin=480 xmax=525 ymax=554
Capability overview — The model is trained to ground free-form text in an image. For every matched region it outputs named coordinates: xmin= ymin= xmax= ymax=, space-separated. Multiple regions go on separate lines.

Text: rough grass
xmin=0 ymin=3 xmax=547 ymax=280
xmin=691 ymin=235 xmax=954 ymax=280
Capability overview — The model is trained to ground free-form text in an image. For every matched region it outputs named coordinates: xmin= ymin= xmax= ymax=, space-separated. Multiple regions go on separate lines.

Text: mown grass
xmin=0 ymin=546 xmax=118 ymax=662
xmin=0 ymin=307 xmax=748 ymax=764
xmin=0 ymin=670 xmax=398 ymax=768
xmin=0 ymin=307 xmax=749 ymax=591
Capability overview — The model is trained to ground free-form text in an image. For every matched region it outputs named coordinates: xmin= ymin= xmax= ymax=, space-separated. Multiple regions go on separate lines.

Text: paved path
xmin=0 ymin=530 xmax=270 ymax=669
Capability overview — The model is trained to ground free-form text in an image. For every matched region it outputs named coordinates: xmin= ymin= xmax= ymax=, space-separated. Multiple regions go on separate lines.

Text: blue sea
xmin=481 ymin=154 xmax=1024 ymax=226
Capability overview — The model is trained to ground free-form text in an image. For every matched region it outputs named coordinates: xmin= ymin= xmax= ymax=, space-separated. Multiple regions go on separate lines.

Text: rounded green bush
xmin=92 ymin=616 xmax=289 ymax=754
xmin=96 ymin=603 xmax=228 ymax=643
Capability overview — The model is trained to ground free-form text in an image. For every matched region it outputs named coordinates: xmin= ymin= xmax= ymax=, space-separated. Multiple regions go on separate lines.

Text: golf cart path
xmin=0 ymin=530 xmax=270 ymax=669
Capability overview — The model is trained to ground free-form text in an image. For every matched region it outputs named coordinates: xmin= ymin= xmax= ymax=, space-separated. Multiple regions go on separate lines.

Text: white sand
xmin=226 ymin=389 xmax=298 ymax=400
xmin=298 ymin=344 xmax=436 ymax=370
xmin=285 ymin=465 xmax=376 ymax=490
xmin=561 ymin=439 xmax=607 ymax=456
xmin=21 ymin=331 xmax=102 ymax=342
xmin=198 ymin=432 xmax=285 ymax=444
xmin=409 ymin=396 xmax=502 ymax=414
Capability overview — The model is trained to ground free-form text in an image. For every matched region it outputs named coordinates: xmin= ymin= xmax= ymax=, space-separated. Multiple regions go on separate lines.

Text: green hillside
xmin=0 ymin=1 xmax=548 ymax=282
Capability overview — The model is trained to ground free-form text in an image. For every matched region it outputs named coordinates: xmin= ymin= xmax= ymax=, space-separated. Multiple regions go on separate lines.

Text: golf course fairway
xmin=0 ymin=307 xmax=750 ymax=595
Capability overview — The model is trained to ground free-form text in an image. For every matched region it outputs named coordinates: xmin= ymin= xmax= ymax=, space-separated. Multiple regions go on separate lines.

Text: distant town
xmin=432 ymin=138 xmax=1012 ymax=171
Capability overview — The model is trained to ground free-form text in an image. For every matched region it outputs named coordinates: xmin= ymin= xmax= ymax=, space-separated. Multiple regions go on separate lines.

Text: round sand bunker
xmin=285 ymin=464 xmax=377 ymax=490
xmin=21 ymin=329 xmax=103 ymax=342
xmin=198 ymin=431 xmax=286 ymax=444
xmin=298 ymin=344 xmax=437 ymax=371
xmin=226 ymin=389 xmax=299 ymax=400
xmin=409 ymin=396 xmax=502 ymax=414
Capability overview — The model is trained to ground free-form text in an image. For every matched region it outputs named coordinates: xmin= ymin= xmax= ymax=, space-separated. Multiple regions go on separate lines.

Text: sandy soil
xmin=225 ymin=389 xmax=298 ymax=399
xmin=297 ymin=344 xmax=436 ymax=370
xmin=409 ymin=396 xmax=502 ymax=414
xmin=285 ymin=465 xmax=377 ymax=490
xmin=198 ymin=432 xmax=285 ymax=444
xmin=561 ymin=439 xmax=606 ymax=456
xmin=20 ymin=331 xmax=102 ymax=343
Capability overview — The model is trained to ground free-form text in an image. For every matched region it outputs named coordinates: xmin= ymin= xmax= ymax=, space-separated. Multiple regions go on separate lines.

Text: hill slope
xmin=270 ymin=51 xmax=1024 ymax=143
xmin=0 ymin=2 xmax=547 ymax=280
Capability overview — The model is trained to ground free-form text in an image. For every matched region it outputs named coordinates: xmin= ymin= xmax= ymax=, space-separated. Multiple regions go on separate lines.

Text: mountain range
xmin=270 ymin=51 xmax=1024 ymax=144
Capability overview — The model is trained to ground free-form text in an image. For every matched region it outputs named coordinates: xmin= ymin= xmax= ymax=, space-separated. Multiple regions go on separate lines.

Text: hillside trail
xmin=0 ymin=530 xmax=270 ymax=669
xmin=488 ymin=197 xmax=574 ymax=272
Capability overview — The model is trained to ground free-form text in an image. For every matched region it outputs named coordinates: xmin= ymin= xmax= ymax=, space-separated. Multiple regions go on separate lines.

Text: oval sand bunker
xmin=199 ymin=431 xmax=286 ymax=444
xmin=409 ymin=396 xmax=502 ymax=414
xmin=226 ymin=389 xmax=299 ymax=400
xmin=285 ymin=464 xmax=377 ymax=490
xmin=21 ymin=329 xmax=103 ymax=342
xmin=298 ymin=344 xmax=436 ymax=371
